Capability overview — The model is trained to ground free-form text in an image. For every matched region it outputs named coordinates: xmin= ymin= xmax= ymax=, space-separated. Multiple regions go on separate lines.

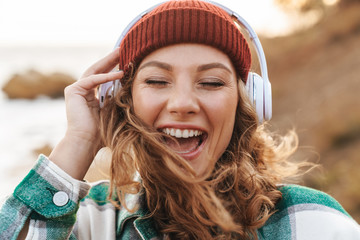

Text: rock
xmin=2 ymin=69 xmax=76 ymax=99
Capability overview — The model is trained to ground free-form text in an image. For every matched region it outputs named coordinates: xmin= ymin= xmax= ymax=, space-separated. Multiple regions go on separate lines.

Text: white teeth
xmin=189 ymin=130 xmax=194 ymax=137
xmin=175 ymin=129 xmax=181 ymax=138
xmin=162 ymin=128 xmax=203 ymax=138
xmin=183 ymin=129 xmax=189 ymax=138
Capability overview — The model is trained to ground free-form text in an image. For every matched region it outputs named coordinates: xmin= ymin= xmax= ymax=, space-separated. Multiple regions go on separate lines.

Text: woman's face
xmin=132 ymin=44 xmax=239 ymax=174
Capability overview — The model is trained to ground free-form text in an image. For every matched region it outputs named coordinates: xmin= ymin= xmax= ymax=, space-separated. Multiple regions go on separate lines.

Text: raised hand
xmin=49 ymin=48 xmax=124 ymax=180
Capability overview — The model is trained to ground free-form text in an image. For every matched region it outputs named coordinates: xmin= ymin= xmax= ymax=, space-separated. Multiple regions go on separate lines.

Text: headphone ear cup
xmin=245 ymin=72 xmax=255 ymax=106
xmin=246 ymin=72 xmax=264 ymax=123
xmin=98 ymin=81 xmax=113 ymax=108
xmin=263 ymin=78 xmax=272 ymax=121
xmin=113 ymin=79 xmax=122 ymax=97
xmin=98 ymin=72 xmax=123 ymax=108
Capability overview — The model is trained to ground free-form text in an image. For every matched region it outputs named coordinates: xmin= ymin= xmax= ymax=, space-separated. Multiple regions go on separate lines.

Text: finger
xmin=77 ymin=71 xmax=124 ymax=91
xmin=82 ymin=48 xmax=120 ymax=77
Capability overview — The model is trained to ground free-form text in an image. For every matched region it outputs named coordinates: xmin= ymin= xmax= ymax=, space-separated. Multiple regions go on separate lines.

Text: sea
xmin=0 ymin=45 xmax=110 ymax=197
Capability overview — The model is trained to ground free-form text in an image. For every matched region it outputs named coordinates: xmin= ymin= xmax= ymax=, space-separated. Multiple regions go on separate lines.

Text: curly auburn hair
xmin=99 ymin=67 xmax=305 ymax=239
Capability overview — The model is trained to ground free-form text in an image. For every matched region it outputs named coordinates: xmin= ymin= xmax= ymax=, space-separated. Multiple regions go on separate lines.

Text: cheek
xmin=207 ymin=92 xmax=238 ymax=151
xmin=132 ymin=89 xmax=164 ymax=126
xmin=207 ymin=92 xmax=238 ymax=127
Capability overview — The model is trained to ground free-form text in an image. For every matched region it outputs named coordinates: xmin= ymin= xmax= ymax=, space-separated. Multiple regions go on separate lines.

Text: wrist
xmin=49 ymin=133 xmax=101 ymax=180
xmin=65 ymin=127 xmax=100 ymax=145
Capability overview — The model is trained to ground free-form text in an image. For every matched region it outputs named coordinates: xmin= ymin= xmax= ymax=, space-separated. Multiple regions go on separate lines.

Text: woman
xmin=1 ymin=0 xmax=359 ymax=239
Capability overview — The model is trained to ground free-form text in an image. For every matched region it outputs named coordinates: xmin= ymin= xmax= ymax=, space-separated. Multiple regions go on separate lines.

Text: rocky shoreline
xmin=2 ymin=69 xmax=75 ymax=99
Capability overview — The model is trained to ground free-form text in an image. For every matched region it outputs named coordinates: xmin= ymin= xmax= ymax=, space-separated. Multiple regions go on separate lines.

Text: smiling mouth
xmin=161 ymin=128 xmax=207 ymax=155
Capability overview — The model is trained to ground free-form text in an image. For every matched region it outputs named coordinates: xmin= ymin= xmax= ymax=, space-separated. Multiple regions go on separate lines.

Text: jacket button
xmin=53 ymin=191 xmax=69 ymax=206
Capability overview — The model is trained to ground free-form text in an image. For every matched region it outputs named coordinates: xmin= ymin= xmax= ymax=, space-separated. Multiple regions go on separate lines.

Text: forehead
xmin=138 ymin=43 xmax=236 ymax=72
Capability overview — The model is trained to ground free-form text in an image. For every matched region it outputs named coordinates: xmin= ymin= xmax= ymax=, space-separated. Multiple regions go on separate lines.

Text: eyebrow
xmin=197 ymin=63 xmax=232 ymax=73
xmin=138 ymin=61 xmax=172 ymax=71
xmin=137 ymin=61 xmax=232 ymax=74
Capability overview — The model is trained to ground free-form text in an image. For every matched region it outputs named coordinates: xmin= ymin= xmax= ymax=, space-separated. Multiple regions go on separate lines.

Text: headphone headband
xmin=206 ymin=1 xmax=269 ymax=81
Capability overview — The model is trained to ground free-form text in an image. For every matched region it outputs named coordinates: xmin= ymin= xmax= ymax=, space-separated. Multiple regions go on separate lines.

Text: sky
xmin=0 ymin=0 xmax=299 ymax=47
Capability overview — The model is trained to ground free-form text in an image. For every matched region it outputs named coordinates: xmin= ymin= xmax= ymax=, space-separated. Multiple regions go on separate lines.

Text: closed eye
xmin=145 ymin=79 xmax=169 ymax=86
xmin=201 ymin=82 xmax=224 ymax=87
xmin=199 ymin=79 xmax=225 ymax=88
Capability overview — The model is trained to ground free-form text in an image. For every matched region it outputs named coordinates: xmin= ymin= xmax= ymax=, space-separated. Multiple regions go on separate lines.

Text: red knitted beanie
xmin=119 ymin=0 xmax=252 ymax=82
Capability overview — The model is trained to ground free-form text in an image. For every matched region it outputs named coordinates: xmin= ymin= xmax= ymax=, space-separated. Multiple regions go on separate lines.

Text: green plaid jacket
xmin=1 ymin=155 xmax=359 ymax=239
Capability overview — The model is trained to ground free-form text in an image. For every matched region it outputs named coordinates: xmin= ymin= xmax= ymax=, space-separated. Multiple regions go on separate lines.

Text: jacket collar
xmin=116 ymin=191 xmax=160 ymax=239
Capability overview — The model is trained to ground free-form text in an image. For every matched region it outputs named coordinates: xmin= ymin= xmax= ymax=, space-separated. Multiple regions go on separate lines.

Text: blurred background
xmin=0 ymin=0 xmax=359 ymax=222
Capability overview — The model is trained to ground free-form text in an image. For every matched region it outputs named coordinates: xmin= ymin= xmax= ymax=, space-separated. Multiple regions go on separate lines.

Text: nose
xmin=167 ymin=83 xmax=200 ymax=116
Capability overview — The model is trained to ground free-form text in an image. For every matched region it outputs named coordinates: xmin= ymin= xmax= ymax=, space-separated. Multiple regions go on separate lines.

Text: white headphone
xmin=98 ymin=0 xmax=272 ymax=123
